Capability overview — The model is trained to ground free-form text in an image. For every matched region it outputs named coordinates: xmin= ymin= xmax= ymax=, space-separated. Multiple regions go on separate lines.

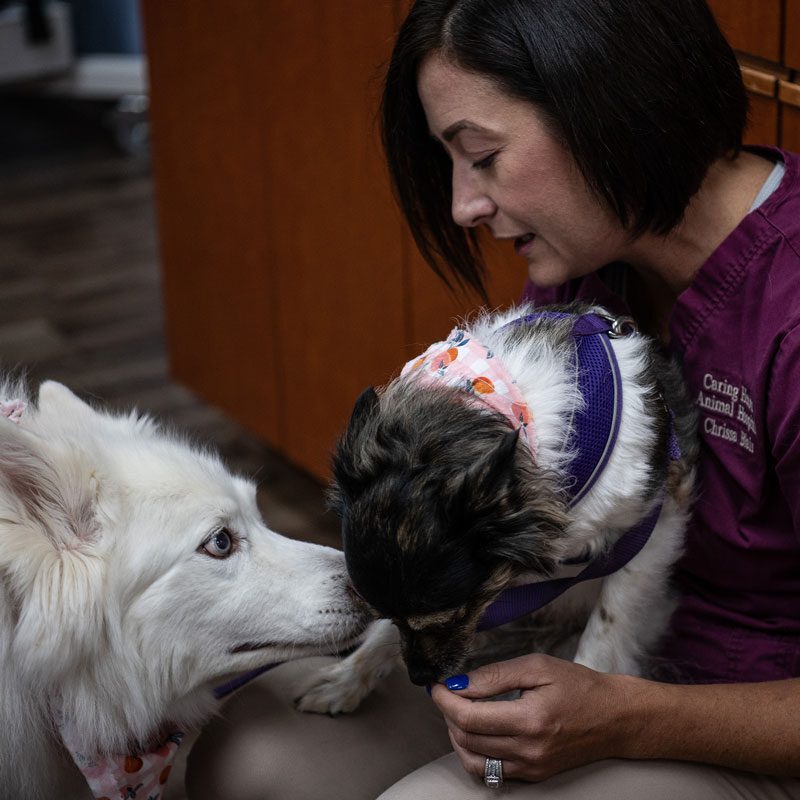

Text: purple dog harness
xmin=476 ymin=311 xmax=681 ymax=630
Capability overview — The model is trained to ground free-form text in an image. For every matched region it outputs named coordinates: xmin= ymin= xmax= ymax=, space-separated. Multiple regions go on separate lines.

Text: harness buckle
xmin=598 ymin=312 xmax=637 ymax=338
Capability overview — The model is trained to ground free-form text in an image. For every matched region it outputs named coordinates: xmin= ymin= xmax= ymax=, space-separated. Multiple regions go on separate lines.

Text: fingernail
xmin=445 ymin=674 xmax=469 ymax=691
xmin=425 ymin=684 xmax=432 ymax=696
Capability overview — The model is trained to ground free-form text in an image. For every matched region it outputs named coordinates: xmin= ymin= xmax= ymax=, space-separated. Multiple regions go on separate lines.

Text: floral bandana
xmin=401 ymin=328 xmax=537 ymax=456
xmin=54 ymin=704 xmax=183 ymax=800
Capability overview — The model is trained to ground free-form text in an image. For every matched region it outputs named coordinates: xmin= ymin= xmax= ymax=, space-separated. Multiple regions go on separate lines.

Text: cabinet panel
xmin=144 ymin=1 xmax=795 ymax=484
xmin=780 ymin=82 xmax=800 ymax=151
xmin=265 ymin=2 xmax=407 ymax=478
xmin=144 ymin=0 xmax=406 ymax=481
xmin=142 ymin=0 xmax=281 ymax=444
xmin=786 ymin=0 xmax=800 ymax=71
xmin=707 ymin=0 xmax=782 ymax=62
xmin=782 ymin=106 xmax=800 ymax=151
xmin=744 ymin=94 xmax=780 ymax=145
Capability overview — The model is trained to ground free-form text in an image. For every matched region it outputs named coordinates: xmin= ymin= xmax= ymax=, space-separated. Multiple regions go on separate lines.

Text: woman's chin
xmin=527 ymin=262 xmax=566 ymax=289
xmin=526 ymin=254 xmax=593 ymax=289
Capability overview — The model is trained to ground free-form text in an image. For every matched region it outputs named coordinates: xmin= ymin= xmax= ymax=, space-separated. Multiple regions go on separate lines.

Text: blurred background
xmin=1 ymin=0 xmax=799 ymax=545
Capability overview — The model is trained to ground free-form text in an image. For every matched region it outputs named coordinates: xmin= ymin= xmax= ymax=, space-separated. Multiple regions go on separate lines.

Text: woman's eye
xmin=202 ymin=528 xmax=234 ymax=558
xmin=471 ymin=152 xmax=497 ymax=171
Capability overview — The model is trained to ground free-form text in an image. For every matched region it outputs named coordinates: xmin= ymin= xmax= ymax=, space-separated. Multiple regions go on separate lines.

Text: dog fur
xmin=296 ymin=303 xmax=697 ymax=714
xmin=0 ymin=379 xmax=369 ymax=799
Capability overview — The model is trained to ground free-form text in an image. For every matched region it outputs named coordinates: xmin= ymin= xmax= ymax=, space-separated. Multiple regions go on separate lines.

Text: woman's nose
xmin=451 ymin=167 xmax=495 ymax=228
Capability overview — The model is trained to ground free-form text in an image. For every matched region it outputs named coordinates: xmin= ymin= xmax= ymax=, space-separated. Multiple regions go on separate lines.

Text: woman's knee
xmin=378 ymin=755 xmax=797 ymax=800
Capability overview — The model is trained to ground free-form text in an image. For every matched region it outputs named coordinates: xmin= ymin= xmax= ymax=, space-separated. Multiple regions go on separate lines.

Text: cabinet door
xmin=786 ymin=0 xmax=800 ymax=71
xmin=262 ymin=2 xmax=408 ymax=478
xmin=741 ymin=67 xmax=780 ymax=145
xmin=143 ymin=1 xmax=408 ymax=480
xmin=707 ymin=0 xmax=782 ymax=62
xmin=143 ymin=0 xmax=282 ymax=445
xmin=780 ymin=83 xmax=800 ymax=152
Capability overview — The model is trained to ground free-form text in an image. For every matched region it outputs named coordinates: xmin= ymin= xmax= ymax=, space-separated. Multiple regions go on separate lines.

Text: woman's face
xmin=417 ymin=53 xmax=632 ymax=288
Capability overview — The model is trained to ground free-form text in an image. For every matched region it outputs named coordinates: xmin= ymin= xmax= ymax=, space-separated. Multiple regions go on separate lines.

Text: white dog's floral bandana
xmin=401 ymin=328 xmax=537 ymax=456
xmin=55 ymin=705 xmax=184 ymax=800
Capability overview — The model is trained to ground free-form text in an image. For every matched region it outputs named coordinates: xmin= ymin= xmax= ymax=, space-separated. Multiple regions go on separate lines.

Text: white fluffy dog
xmin=0 ymin=379 xmax=368 ymax=799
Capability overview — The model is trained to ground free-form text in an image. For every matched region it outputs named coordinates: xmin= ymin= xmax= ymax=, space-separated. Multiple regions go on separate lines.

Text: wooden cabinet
xmin=787 ymin=0 xmax=800 ymax=71
xmin=141 ymin=0 xmax=521 ymax=480
xmin=707 ymin=0 xmax=782 ymax=62
xmin=781 ymin=84 xmax=800 ymax=151
xmin=708 ymin=0 xmax=800 ymax=147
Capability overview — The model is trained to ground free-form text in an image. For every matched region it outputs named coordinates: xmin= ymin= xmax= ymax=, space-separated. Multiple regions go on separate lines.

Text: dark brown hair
xmin=381 ymin=0 xmax=748 ymax=297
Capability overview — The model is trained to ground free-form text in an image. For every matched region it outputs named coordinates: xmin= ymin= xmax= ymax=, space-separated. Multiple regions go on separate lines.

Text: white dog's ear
xmin=0 ymin=419 xmax=97 ymax=545
xmin=37 ymin=380 xmax=98 ymax=423
xmin=38 ymin=380 xmax=158 ymax=438
xmin=0 ymin=416 xmax=105 ymax=680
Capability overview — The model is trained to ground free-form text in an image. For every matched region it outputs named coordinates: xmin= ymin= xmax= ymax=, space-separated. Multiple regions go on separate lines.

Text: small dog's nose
xmin=407 ymin=664 xmax=441 ymax=687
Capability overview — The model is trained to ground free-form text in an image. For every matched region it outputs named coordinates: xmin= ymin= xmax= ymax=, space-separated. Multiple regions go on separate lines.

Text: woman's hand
xmin=433 ymin=654 xmax=800 ymax=781
xmin=430 ymin=653 xmax=641 ymax=782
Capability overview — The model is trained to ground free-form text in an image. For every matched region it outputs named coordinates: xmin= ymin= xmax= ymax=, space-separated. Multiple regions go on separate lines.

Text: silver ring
xmin=484 ymin=756 xmax=503 ymax=788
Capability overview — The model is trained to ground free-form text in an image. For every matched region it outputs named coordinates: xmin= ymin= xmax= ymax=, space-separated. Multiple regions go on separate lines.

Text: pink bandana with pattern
xmin=401 ymin=328 xmax=537 ymax=456
xmin=54 ymin=703 xmax=183 ymax=800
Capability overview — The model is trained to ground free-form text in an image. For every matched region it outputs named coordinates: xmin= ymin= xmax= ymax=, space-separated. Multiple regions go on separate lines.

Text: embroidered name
xmin=696 ymin=372 xmax=755 ymax=454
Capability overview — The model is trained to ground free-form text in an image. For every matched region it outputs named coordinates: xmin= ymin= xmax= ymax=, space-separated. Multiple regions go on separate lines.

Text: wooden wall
xmin=142 ymin=1 xmax=800 ymax=482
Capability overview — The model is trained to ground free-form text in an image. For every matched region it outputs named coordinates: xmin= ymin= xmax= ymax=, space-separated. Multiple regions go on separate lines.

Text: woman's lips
xmin=514 ymin=233 xmax=536 ymax=256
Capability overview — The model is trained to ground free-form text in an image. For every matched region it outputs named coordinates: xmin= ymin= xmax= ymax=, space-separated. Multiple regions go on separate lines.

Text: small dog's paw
xmin=294 ymin=660 xmax=379 ymax=715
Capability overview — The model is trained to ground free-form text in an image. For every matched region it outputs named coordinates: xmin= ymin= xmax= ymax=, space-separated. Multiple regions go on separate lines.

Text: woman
xmin=186 ymin=1 xmax=800 ymax=797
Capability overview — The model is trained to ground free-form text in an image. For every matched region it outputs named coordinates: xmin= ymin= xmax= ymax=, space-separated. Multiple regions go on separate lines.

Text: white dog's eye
xmin=201 ymin=528 xmax=235 ymax=559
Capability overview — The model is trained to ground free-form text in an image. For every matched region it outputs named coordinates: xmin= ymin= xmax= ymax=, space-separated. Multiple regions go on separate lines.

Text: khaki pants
xmin=185 ymin=657 xmax=800 ymax=800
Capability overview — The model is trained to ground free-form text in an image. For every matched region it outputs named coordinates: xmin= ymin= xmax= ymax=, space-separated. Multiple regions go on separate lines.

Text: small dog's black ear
xmin=330 ymin=386 xmax=380 ymax=505
xmin=468 ymin=427 xmax=520 ymax=488
xmin=349 ymin=386 xmax=379 ymax=435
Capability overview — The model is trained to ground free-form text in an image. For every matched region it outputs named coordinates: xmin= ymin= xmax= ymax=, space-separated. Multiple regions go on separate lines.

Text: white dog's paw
xmin=574 ymin=646 xmax=642 ymax=677
xmin=294 ymin=657 xmax=393 ymax=715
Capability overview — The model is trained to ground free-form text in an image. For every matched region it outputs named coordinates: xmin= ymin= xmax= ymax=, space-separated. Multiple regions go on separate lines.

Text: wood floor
xmin=0 ymin=93 xmax=341 ymax=549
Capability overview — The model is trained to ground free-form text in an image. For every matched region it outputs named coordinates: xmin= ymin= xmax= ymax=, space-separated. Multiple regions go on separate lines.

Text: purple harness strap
xmin=508 ymin=312 xmax=624 ymax=506
xmin=479 ymin=312 xmax=680 ymax=631
xmin=478 ymin=502 xmax=663 ymax=630
xmin=214 ymin=663 xmax=281 ymax=699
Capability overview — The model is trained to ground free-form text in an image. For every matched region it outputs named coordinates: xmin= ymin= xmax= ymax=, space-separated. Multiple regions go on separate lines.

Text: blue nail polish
xmin=445 ymin=674 xmax=469 ymax=690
